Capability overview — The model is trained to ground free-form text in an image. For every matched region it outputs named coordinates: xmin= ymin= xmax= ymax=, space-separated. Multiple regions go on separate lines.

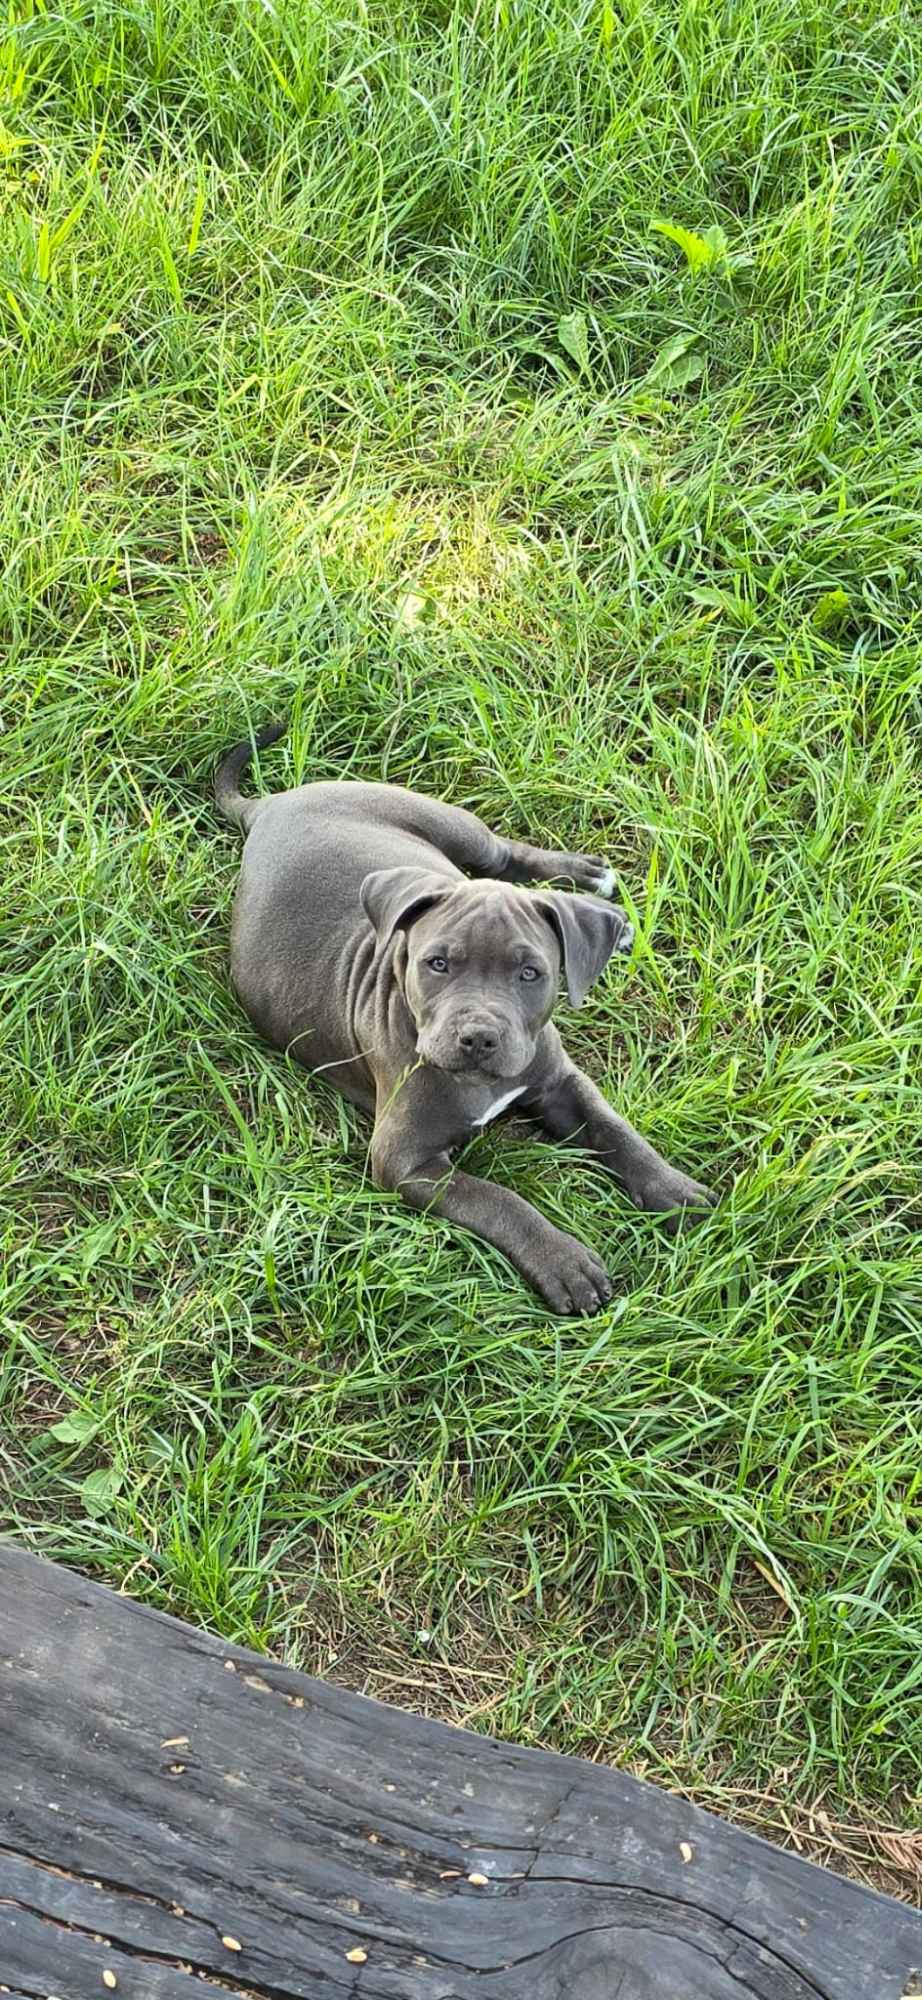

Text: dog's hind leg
xmin=414 ymin=796 xmax=618 ymax=898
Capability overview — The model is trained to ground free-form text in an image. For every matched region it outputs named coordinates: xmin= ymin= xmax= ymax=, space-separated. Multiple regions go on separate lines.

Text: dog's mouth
xmin=417 ymin=1044 xmax=522 ymax=1082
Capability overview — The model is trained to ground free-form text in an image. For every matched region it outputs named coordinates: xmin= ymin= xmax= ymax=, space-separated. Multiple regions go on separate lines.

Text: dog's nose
xmin=458 ymin=1022 xmax=499 ymax=1059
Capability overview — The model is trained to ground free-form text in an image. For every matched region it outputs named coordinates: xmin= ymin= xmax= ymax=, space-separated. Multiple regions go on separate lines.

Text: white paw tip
xmin=596 ymin=864 xmax=616 ymax=899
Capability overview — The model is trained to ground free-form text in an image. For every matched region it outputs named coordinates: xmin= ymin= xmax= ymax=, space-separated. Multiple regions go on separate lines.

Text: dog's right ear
xmin=361 ymin=868 xmax=451 ymax=949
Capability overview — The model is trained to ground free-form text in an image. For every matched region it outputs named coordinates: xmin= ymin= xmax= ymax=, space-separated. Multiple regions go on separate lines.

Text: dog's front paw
xmin=531 ymin=1232 xmax=615 ymax=1316
xmin=638 ymin=1171 xmax=716 ymax=1234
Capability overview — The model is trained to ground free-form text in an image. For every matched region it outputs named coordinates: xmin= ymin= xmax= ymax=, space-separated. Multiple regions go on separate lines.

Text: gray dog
xmin=217 ymin=724 xmax=713 ymax=1314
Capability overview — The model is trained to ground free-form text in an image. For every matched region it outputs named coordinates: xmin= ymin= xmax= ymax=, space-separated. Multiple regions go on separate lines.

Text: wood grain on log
xmin=0 ymin=1546 xmax=919 ymax=1999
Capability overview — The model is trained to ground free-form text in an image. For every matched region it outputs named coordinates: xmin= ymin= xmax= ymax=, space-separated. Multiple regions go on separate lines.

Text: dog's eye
xmin=519 ymin=965 xmax=540 ymax=982
xmin=427 ymin=955 xmax=449 ymax=974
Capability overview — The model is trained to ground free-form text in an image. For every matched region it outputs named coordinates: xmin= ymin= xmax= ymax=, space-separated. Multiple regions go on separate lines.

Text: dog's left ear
xmin=361 ymin=867 xmax=451 ymax=948
xmin=534 ymin=892 xmax=633 ymax=1007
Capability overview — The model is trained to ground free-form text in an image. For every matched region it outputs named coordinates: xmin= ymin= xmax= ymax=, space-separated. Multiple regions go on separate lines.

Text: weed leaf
xmin=557 ymin=310 xmax=590 ymax=374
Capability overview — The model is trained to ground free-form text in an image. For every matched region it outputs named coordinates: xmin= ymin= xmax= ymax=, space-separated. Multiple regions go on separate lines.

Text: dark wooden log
xmin=0 ymin=1547 xmax=918 ymax=1999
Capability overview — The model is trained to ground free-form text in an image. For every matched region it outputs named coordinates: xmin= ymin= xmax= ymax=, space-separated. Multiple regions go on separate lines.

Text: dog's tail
xmin=214 ymin=719 xmax=288 ymax=832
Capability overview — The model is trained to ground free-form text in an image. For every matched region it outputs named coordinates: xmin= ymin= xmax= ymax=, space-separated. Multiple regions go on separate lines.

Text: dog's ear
xmin=361 ymin=868 xmax=451 ymax=948
xmin=534 ymin=891 xmax=632 ymax=1007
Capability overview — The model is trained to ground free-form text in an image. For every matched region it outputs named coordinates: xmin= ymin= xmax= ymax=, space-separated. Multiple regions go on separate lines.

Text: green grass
xmin=3 ymin=0 xmax=922 ymax=1888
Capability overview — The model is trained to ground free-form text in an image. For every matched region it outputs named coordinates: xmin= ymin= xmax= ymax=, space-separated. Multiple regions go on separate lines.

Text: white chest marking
xmin=474 ymin=1085 xmax=526 ymax=1128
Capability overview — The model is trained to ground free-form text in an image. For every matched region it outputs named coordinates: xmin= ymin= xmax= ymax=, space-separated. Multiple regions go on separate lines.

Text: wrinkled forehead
xmin=414 ymin=885 xmax=558 ymax=962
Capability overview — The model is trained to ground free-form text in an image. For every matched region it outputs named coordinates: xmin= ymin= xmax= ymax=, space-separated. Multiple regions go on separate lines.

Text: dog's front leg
xmin=369 ymin=1120 xmax=614 ymax=1316
xmin=533 ymin=1062 xmax=715 ymax=1229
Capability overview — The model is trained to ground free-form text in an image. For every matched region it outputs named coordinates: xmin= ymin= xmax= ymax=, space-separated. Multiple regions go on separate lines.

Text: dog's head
xmin=361 ymin=870 xmax=633 ymax=1080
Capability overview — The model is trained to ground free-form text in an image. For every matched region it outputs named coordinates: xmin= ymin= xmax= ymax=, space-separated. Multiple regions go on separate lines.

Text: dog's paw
xmin=562 ymin=852 xmax=618 ymax=898
xmin=638 ymin=1171 xmax=716 ymax=1234
xmin=532 ymin=1233 xmax=615 ymax=1316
